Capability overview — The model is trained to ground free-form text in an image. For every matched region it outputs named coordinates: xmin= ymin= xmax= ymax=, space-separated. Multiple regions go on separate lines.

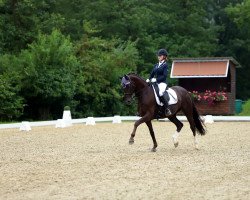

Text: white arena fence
xmin=0 ymin=115 xmax=250 ymax=130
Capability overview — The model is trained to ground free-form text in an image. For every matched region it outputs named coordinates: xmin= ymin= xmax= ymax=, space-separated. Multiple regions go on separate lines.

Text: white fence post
xmin=86 ymin=117 xmax=95 ymax=125
xmin=205 ymin=115 xmax=214 ymax=124
xmin=62 ymin=110 xmax=72 ymax=127
xmin=55 ymin=119 xmax=66 ymax=128
xmin=19 ymin=121 xmax=31 ymax=131
xmin=112 ymin=115 xmax=121 ymax=123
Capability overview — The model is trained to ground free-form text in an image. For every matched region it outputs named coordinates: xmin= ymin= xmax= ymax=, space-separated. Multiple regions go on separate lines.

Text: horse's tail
xmin=192 ymin=102 xmax=206 ymax=135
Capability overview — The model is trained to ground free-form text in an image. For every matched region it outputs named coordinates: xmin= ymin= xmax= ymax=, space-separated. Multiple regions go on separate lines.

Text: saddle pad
xmin=152 ymin=86 xmax=178 ymax=106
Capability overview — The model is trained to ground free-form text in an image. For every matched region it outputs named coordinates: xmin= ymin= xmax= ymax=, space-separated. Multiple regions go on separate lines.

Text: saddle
xmin=151 ymin=83 xmax=178 ymax=106
xmin=153 ymin=82 xmax=165 ymax=100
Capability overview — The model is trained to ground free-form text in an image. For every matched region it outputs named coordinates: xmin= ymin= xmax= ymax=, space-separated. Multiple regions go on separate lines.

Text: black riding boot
xmin=161 ymin=92 xmax=172 ymax=116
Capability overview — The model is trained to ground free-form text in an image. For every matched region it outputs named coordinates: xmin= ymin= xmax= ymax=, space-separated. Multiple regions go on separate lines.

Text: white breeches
xmin=158 ymin=83 xmax=167 ymax=96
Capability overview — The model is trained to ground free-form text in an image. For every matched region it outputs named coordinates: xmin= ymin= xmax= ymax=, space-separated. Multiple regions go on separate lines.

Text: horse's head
xmin=121 ymin=74 xmax=135 ymax=105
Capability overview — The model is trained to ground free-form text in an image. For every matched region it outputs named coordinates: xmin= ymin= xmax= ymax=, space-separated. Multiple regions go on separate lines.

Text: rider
xmin=146 ymin=48 xmax=171 ymax=116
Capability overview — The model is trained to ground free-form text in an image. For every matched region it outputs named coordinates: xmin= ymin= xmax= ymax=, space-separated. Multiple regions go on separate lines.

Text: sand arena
xmin=0 ymin=122 xmax=249 ymax=199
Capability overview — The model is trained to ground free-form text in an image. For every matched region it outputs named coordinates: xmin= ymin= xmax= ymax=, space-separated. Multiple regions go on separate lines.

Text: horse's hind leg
xmin=168 ymin=115 xmax=183 ymax=148
xmin=187 ymin=115 xmax=199 ymax=149
xmin=145 ymin=121 xmax=157 ymax=152
xmin=182 ymin=105 xmax=199 ymax=149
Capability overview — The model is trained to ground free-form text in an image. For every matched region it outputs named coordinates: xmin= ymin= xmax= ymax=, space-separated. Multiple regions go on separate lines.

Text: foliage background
xmin=0 ymin=0 xmax=249 ymax=120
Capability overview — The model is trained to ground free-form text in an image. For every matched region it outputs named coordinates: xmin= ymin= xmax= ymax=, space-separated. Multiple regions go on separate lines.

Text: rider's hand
xmin=151 ymin=78 xmax=156 ymax=82
xmin=146 ymin=79 xmax=150 ymax=83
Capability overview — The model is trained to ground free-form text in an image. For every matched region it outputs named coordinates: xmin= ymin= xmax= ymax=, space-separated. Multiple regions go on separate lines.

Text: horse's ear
xmin=124 ymin=75 xmax=129 ymax=80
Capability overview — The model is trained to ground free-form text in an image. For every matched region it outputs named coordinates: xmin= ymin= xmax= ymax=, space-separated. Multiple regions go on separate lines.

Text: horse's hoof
xmin=129 ymin=140 xmax=134 ymax=145
xmin=151 ymin=148 xmax=157 ymax=152
xmin=174 ymin=142 xmax=179 ymax=148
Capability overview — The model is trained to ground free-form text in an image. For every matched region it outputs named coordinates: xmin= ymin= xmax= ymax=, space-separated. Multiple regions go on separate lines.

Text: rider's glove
xmin=146 ymin=79 xmax=150 ymax=83
xmin=151 ymin=78 xmax=156 ymax=82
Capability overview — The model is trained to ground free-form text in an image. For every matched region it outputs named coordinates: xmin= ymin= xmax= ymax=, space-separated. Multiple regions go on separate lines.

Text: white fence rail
xmin=0 ymin=115 xmax=250 ymax=130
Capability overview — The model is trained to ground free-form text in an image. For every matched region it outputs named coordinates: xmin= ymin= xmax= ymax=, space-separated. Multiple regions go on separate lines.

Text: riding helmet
xmin=157 ymin=49 xmax=168 ymax=56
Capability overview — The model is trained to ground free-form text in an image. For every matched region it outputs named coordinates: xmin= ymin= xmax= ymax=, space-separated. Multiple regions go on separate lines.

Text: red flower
xmin=189 ymin=90 xmax=228 ymax=105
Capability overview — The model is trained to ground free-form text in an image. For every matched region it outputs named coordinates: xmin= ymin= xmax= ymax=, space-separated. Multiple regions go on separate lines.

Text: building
xmin=171 ymin=57 xmax=241 ymax=115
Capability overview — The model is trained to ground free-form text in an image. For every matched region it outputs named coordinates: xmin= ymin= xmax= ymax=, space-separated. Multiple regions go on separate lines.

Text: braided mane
xmin=127 ymin=72 xmax=146 ymax=82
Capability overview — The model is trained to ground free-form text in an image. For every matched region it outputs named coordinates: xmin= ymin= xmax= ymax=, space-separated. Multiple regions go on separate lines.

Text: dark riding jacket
xmin=149 ymin=61 xmax=168 ymax=84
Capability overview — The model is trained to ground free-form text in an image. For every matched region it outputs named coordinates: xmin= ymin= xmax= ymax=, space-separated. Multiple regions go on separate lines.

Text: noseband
xmin=123 ymin=81 xmax=146 ymax=98
xmin=123 ymin=81 xmax=136 ymax=96
xmin=121 ymin=75 xmax=148 ymax=100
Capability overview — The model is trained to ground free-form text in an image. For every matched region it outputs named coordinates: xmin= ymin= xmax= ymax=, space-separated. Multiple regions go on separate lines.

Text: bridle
xmin=122 ymin=77 xmax=147 ymax=99
xmin=123 ymin=82 xmax=136 ymax=96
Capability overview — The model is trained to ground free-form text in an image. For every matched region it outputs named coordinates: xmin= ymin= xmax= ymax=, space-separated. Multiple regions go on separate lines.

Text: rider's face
xmin=158 ymin=55 xmax=165 ymax=62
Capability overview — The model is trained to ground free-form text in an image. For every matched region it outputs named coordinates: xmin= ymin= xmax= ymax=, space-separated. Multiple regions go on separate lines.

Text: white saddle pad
xmin=152 ymin=85 xmax=178 ymax=106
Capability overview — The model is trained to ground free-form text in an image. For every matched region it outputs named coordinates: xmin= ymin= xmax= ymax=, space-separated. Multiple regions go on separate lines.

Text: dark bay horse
xmin=121 ymin=73 xmax=206 ymax=152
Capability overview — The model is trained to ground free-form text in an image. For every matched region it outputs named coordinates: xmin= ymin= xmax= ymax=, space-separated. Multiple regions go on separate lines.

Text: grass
xmin=239 ymin=100 xmax=250 ymax=116
xmin=0 ymin=121 xmax=19 ymax=124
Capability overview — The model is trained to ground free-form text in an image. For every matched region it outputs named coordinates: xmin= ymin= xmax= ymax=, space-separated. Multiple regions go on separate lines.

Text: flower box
xmin=188 ymin=91 xmax=233 ymax=115
xmin=194 ymin=100 xmax=230 ymax=115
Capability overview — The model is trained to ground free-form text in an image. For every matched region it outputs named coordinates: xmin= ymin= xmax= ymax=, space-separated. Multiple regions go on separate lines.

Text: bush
xmin=64 ymin=106 xmax=70 ymax=111
xmin=239 ymin=100 xmax=250 ymax=116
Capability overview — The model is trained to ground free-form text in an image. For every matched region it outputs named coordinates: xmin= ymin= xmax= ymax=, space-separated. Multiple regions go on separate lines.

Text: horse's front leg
xmin=129 ymin=113 xmax=151 ymax=145
xmin=145 ymin=121 xmax=158 ymax=152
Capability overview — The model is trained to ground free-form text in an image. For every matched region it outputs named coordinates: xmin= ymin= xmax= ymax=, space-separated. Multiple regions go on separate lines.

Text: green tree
xmin=0 ymin=54 xmax=24 ymax=121
xmin=19 ymin=29 xmax=79 ymax=119
xmin=225 ymin=0 xmax=250 ymax=99
xmin=74 ymin=24 xmax=139 ymax=117
xmin=0 ymin=0 xmax=59 ymax=53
